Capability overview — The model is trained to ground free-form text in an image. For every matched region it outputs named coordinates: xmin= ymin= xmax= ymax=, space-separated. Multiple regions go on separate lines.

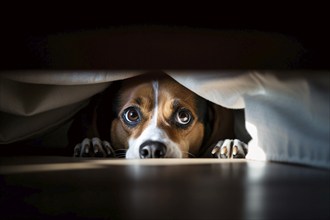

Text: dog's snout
xmin=139 ymin=141 xmax=167 ymax=158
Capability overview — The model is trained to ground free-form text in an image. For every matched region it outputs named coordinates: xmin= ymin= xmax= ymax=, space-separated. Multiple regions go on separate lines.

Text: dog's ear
xmin=67 ymin=80 xmax=122 ymax=153
xmin=95 ymin=81 xmax=122 ymax=142
xmin=233 ymin=109 xmax=252 ymax=144
xmin=67 ymin=92 xmax=103 ymax=152
xmin=198 ymin=101 xmax=236 ymax=157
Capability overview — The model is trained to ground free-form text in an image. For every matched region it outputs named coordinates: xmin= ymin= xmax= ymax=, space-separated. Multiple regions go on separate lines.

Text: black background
xmin=0 ymin=4 xmax=328 ymax=69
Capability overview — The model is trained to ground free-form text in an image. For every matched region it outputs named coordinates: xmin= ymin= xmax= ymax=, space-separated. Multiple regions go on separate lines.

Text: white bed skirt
xmin=1 ymin=71 xmax=329 ymax=169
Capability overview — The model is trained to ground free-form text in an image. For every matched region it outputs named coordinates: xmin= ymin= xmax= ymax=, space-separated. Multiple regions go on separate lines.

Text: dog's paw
xmin=73 ymin=137 xmax=115 ymax=158
xmin=211 ymin=139 xmax=248 ymax=159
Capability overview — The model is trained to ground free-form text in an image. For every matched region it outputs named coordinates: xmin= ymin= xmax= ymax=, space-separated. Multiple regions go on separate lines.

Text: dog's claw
xmin=212 ymin=139 xmax=248 ymax=159
xmin=220 ymin=146 xmax=228 ymax=155
xmin=73 ymin=138 xmax=116 ymax=158
xmin=102 ymin=140 xmax=115 ymax=156
xmin=211 ymin=147 xmax=220 ymax=155
xmin=232 ymin=146 xmax=238 ymax=155
xmin=74 ymin=144 xmax=81 ymax=157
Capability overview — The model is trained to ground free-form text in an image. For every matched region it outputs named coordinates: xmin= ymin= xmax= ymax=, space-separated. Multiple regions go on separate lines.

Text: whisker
xmin=113 ymin=149 xmax=127 ymax=158
xmin=114 ymin=149 xmax=127 ymax=152
xmin=182 ymin=151 xmax=196 ymax=158
xmin=111 ymin=149 xmax=196 ymax=158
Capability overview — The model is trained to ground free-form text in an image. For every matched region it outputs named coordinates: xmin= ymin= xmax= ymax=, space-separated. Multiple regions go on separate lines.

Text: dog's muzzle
xmin=139 ymin=141 xmax=167 ymax=158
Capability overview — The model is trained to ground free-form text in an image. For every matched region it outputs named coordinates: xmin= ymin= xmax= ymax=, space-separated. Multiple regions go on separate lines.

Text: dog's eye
xmin=176 ymin=109 xmax=192 ymax=125
xmin=123 ymin=107 xmax=141 ymax=126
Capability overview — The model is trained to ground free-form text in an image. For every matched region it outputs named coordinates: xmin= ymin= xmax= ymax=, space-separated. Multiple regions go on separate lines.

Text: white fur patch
xmin=151 ymin=80 xmax=159 ymax=127
xmin=125 ymin=80 xmax=182 ymax=159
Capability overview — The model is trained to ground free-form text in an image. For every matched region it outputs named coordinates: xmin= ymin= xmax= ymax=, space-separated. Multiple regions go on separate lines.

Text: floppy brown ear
xmin=67 ymin=92 xmax=103 ymax=152
xmin=198 ymin=102 xmax=235 ymax=157
xmin=233 ymin=109 xmax=252 ymax=144
xmin=95 ymin=81 xmax=122 ymax=142
xmin=208 ymin=102 xmax=236 ymax=145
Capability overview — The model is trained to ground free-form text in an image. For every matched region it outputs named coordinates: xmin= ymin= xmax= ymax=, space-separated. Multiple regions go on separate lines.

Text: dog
xmin=68 ymin=73 xmax=251 ymax=159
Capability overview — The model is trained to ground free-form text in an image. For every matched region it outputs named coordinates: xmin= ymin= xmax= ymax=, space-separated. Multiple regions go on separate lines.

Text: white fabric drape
xmin=0 ymin=71 xmax=329 ymax=169
xmin=168 ymin=71 xmax=330 ymax=169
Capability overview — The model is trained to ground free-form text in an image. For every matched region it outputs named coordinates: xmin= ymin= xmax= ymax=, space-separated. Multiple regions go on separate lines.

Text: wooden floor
xmin=0 ymin=157 xmax=329 ymax=220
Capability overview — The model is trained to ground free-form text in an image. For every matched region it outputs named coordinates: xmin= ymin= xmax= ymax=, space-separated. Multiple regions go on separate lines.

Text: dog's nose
xmin=139 ymin=141 xmax=167 ymax=158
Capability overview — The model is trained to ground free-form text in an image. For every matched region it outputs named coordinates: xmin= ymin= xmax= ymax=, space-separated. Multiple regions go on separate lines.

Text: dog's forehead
xmin=119 ymin=76 xmax=197 ymax=106
xmin=118 ymin=81 xmax=153 ymax=108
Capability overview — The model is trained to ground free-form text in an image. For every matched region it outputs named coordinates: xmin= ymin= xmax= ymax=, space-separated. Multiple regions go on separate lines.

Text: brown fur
xmin=110 ymin=74 xmax=232 ymax=157
xmin=68 ymin=73 xmax=247 ymax=158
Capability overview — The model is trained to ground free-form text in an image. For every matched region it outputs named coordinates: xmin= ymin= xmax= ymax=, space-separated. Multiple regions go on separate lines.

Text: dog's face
xmin=110 ymin=75 xmax=208 ymax=158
